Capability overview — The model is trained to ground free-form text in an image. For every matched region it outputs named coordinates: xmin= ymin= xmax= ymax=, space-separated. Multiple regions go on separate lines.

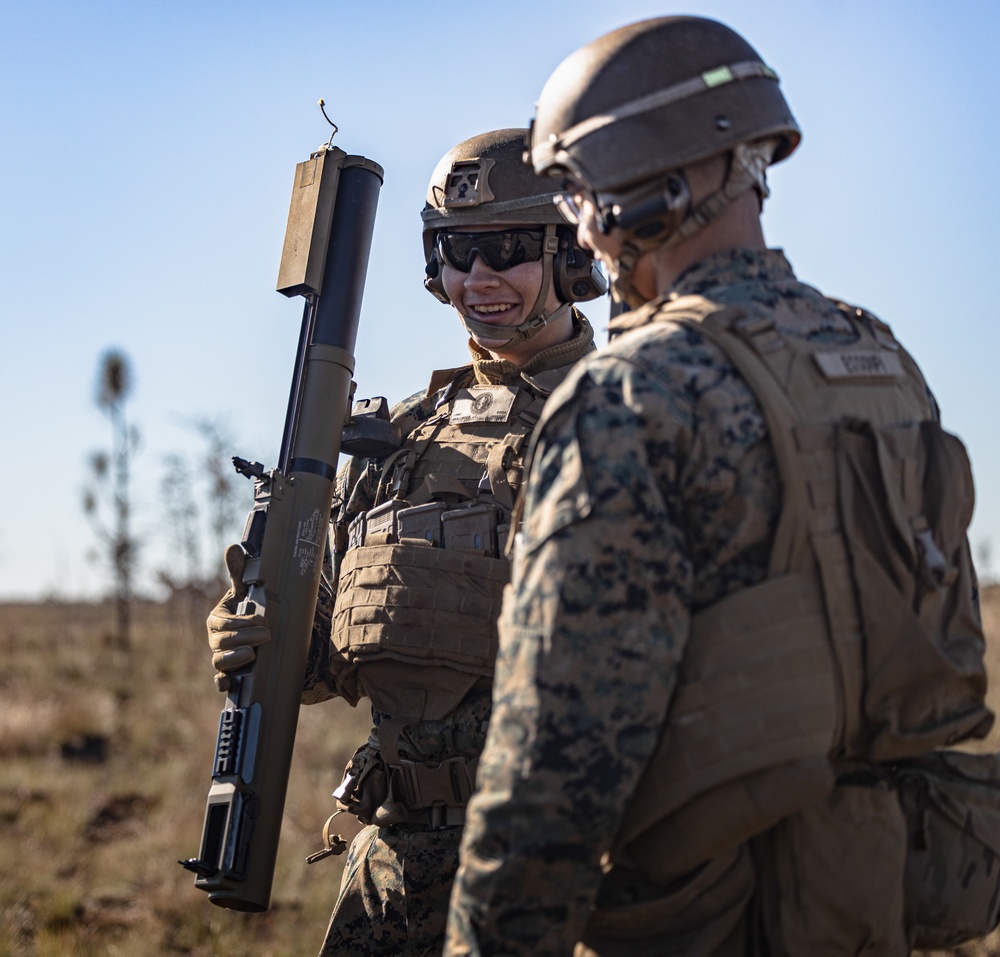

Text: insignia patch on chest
xmin=450 ymin=386 xmax=517 ymax=423
xmin=813 ymin=351 xmax=904 ymax=380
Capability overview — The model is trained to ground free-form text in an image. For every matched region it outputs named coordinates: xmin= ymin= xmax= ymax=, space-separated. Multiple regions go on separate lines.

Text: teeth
xmin=475 ymin=304 xmax=513 ymax=314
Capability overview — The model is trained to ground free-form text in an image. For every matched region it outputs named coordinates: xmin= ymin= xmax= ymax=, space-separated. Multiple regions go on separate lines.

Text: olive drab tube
xmin=180 ymin=145 xmax=383 ymax=912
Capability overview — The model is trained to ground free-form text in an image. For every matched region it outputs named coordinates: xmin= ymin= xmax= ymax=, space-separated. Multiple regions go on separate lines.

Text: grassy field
xmin=0 ymin=598 xmax=371 ymax=956
xmin=0 ymin=587 xmax=998 ymax=956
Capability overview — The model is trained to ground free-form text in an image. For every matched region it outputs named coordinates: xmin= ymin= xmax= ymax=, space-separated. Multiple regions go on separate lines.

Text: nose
xmin=573 ymin=194 xmax=602 ymax=254
xmin=464 ymin=253 xmax=500 ymax=288
xmin=575 ymin=220 xmax=595 ymax=253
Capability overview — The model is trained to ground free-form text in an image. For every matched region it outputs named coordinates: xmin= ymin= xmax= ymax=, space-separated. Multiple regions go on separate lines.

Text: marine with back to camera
xmin=446 ymin=17 xmax=996 ymax=957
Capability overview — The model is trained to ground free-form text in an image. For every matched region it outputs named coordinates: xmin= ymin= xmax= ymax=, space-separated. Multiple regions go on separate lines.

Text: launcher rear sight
xmin=233 ymin=457 xmax=266 ymax=481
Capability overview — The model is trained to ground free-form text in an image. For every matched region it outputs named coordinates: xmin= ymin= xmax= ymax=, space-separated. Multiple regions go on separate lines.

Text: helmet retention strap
xmin=665 ymin=141 xmax=772 ymax=249
xmin=610 ymin=141 xmax=775 ymax=304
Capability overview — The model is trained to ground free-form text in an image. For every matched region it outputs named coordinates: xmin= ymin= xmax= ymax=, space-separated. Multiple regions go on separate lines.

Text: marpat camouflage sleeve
xmin=446 ymin=320 xmax=780 ymax=956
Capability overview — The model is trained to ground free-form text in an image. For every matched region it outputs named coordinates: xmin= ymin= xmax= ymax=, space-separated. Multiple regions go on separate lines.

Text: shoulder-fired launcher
xmin=180 ymin=141 xmax=386 ymax=912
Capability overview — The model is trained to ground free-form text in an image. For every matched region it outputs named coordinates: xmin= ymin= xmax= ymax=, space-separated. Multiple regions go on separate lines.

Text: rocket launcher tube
xmin=180 ymin=147 xmax=383 ymax=912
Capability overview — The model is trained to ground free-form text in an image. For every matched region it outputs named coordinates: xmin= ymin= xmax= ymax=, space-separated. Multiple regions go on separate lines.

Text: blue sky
xmin=2 ymin=0 xmax=998 ymax=599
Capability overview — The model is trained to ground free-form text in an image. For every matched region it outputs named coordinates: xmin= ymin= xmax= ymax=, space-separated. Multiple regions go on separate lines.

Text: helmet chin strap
xmin=610 ymin=141 xmax=775 ymax=307
xmin=460 ymin=301 xmax=571 ymax=345
xmin=608 ymin=238 xmax=650 ymax=311
xmin=457 ymin=225 xmax=570 ymax=345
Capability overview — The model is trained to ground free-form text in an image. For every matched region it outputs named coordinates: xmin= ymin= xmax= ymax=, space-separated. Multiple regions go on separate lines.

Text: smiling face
xmin=439 ymin=224 xmax=568 ymax=367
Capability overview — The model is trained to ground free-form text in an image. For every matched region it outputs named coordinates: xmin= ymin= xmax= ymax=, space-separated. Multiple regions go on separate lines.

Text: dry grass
xmin=0 ymin=599 xmax=370 ymax=956
xmin=1 ymin=586 xmax=999 ymax=955
xmin=977 ymin=584 xmax=1000 ymax=750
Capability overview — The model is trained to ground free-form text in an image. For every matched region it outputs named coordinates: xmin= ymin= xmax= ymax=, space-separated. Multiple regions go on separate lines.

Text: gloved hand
xmin=206 ymin=543 xmax=270 ymax=692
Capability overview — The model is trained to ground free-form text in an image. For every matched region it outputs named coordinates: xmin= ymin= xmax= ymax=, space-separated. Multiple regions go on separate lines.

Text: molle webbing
xmin=613 ymin=294 xmax=988 ymax=881
xmin=332 ymin=542 xmax=508 ymax=674
xmin=402 ymin=414 xmax=536 ymax=508
xmin=332 ymin=377 xmax=550 ymax=750
xmin=387 ymin=384 xmax=543 ymax=511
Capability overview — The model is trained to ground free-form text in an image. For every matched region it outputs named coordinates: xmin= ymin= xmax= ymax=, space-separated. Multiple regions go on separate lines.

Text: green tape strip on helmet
xmin=549 ymin=60 xmax=780 ymax=154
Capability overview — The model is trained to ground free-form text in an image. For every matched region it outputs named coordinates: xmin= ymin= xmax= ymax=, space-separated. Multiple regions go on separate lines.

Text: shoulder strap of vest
xmin=608 ymin=293 xmax=739 ymax=336
xmin=426 ymin=365 xmax=474 ymax=399
xmin=692 ymin=308 xmax=801 ymax=447
xmin=670 ymin=306 xmax=808 ymax=577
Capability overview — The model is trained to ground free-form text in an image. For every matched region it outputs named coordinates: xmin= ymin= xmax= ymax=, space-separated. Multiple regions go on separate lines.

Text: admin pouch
xmin=837 ymin=416 xmax=985 ymax=758
xmin=331 ymin=541 xmax=508 ymax=710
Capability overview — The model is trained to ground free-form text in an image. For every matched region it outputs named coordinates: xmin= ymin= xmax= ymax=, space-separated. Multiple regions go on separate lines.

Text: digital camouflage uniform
xmin=444 ymin=247 xmax=968 ymax=956
xmin=302 ymin=315 xmax=595 ymax=957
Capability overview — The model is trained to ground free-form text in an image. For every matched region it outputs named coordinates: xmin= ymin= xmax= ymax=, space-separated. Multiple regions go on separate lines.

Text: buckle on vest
xmin=912 ymin=515 xmax=958 ymax=588
xmin=734 ymin=315 xmax=784 ymax=353
xmin=394 ymin=756 xmax=478 ymax=810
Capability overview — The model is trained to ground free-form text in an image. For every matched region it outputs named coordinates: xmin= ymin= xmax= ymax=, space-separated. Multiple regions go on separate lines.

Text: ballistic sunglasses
xmin=554 ymin=176 xmax=592 ymax=227
xmin=435 ymin=228 xmax=546 ymax=273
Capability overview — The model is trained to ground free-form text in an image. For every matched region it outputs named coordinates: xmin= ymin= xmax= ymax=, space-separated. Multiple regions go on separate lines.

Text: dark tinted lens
xmin=437 ymin=230 xmax=545 ymax=272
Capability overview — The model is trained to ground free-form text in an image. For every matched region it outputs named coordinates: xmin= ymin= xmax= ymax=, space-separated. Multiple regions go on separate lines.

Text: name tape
xmin=813 ymin=351 xmax=904 ymax=380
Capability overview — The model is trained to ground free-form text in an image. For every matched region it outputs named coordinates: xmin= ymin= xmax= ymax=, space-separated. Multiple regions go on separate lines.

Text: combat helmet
xmin=529 ymin=17 xmax=801 ymax=304
xmin=423 ymin=128 xmax=606 ymax=346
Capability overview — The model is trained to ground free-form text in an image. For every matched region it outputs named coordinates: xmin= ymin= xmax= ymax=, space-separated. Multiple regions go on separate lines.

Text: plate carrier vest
xmin=604 ymin=294 xmax=990 ymax=887
xmin=330 ymin=367 xmax=558 ymax=820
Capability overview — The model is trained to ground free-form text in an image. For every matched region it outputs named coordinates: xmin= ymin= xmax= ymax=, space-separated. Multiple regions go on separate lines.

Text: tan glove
xmin=206 ymin=543 xmax=270 ymax=692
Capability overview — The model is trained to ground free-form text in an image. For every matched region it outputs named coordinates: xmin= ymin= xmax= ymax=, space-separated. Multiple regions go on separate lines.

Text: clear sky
xmin=2 ymin=0 xmax=998 ymax=600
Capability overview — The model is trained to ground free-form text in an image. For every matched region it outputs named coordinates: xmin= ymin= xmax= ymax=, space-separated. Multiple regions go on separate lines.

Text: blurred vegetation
xmin=156 ymin=417 xmax=246 ymax=610
xmin=0 ymin=599 xmax=370 ymax=955
xmin=1 ymin=590 xmax=999 ymax=954
xmin=82 ymin=349 xmax=139 ymax=671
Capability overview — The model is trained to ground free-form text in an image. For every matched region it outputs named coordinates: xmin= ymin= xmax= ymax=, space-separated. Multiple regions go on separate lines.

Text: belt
xmin=371 ymin=756 xmax=478 ymax=827
xmin=403 ymin=805 xmax=467 ymax=827
xmin=393 ymin=755 xmax=478 ymax=809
